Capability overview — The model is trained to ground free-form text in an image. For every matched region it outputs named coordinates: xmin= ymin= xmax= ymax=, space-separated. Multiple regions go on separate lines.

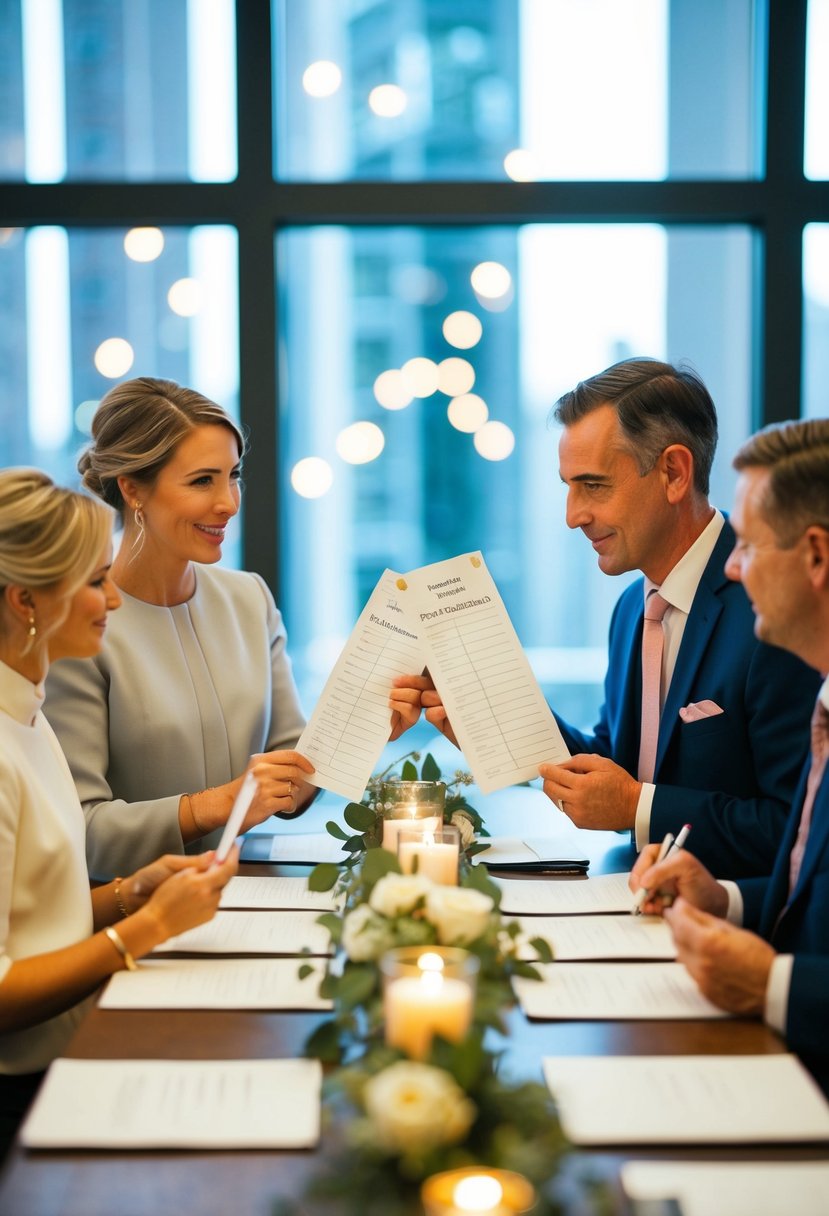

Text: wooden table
xmin=1 ymin=790 xmax=825 ymax=1215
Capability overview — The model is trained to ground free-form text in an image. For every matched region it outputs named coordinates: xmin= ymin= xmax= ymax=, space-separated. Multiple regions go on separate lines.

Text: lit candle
xmin=381 ymin=811 xmax=440 ymax=851
xmin=421 ymin=1168 xmax=536 ymax=1216
xmin=382 ymin=949 xmax=476 ymax=1060
xmin=398 ymin=825 xmax=460 ymax=884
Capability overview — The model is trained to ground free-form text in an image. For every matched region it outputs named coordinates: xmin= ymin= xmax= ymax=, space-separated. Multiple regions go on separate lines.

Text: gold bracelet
xmin=182 ymin=791 xmax=205 ymax=836
xmin=113 ymin=877 xmax=129 ymax=919
xmin=104 ymin=925 xmax=138 ymax=972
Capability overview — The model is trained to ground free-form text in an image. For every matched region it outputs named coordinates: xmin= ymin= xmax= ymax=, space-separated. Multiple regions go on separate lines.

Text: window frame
xmin=0 ymin=0 xmax=827 ymax=596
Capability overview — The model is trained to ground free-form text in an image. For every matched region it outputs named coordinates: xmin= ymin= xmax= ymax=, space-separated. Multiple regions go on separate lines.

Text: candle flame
xmin=453 ymin=1174 xmax=504 ymax=1211
xmin=417 ymin=952 xmax=445 ymax=973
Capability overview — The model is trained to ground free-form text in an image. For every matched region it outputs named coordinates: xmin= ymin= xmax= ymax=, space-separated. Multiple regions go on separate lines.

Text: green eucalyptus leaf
xmin=337 ymin=965 xmax=378 ymax=1010
xmin=361 ymin=847 xmax=401 ymax=884
xmin=343 ymin=835 xmax=367 ymax=853
xmin=325 ymin=820 xmax=351 ymax=841
xmin=345 ymin=802 xmax=377 ymax=831
xmin=303 ymin=1018 xmax=343 ymax=1063
xmin=401 ymin=759 xmax=418 ymax=781
xmin=529 ymin=936 xmax=554 ymax=964
xmin=308 ymin=862 xmax=340 ymax=891
xmin=316 ymin=911 xmax=343 ymax=943
xmin=297 ymin=963 xmax=314 ymax=980
xmin=421 ymin=752 xmax=441 ymax=782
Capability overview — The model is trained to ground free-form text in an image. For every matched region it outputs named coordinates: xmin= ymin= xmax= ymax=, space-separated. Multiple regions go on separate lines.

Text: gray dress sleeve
xmin=44 ymin=567 xmax=306 ymax=880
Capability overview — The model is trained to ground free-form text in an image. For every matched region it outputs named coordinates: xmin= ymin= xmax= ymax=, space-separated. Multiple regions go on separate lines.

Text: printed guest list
xmin=297 ymin=552 xmax=569 ymax=801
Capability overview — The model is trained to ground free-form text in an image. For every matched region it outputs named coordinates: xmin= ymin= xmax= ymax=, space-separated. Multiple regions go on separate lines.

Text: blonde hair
xmin=0 ymin=469 xmax=112 ymax=637
xmin=78 ymin=377 xmax=245 ymax=510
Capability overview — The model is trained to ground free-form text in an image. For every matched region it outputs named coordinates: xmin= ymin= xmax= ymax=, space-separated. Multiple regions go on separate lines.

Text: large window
xmin=1 ymin=0 xmax=827 ymax=731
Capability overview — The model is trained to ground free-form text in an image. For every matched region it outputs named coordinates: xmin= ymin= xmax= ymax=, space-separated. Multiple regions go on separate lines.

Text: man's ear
xmin=803 ymin=525 xmax=829 ymax=589
xmin=660 ymin=444 xmax=694 ymax=504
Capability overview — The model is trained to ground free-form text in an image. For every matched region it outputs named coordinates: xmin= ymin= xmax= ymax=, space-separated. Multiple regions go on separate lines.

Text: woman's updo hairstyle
xmin=78 ymin=377 xmax=245 ymax=510
xmin=0 ymin=468 xmax=112 ymax=599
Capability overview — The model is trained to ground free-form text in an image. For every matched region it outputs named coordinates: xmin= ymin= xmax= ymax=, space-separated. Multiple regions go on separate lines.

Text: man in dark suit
xmin=631 ymin=417 xmax=829 ymax=1087
xmin=420 ymin=359 xmax=818 ymax=878
xmin=537 ymin=359 xmax=819 ymax=877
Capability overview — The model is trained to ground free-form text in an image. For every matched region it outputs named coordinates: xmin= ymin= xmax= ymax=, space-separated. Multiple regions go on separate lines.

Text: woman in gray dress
xmin=45 ymin=378 xmax=420 ymax=880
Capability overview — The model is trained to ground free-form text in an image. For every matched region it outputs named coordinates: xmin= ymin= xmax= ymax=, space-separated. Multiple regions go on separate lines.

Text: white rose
xmin=363 ymin=1061 xmax=476 ymax=1152
xmin=341 ymin=903 xmax=395 ymax=961
xmin=425 ymin=886 xmax=494 ymax=945
xmin=369 ymin=872 xmax=433 ymax=919
xmin=450 ymin=810 xmax=476 ymax=848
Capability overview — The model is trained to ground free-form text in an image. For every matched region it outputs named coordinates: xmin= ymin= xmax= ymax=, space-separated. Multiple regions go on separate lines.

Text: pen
xmin=631 ymin=829 xmax=675 ymax=915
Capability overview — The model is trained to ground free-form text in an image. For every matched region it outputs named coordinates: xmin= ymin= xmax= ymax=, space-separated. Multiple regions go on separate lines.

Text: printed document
xmin=515 ymin=962 xmax=730 ymax=1019
xmin=621 ymin=1161 xmax=829 ymax=1216
xmin=220 ymin=875 xmax=339 ymax=911
xmin=297 ymin=552 xmax=569 ymax=802
xmin=396 ymin=553 xmax=569 ymax=792
xmin=152 ymin=910 xmax=333 ymax=956
xmin=515 ymin=913 xmax=675 ymax=961
xmin=20 ymin=1057 xmax=322 ymax=1149
xmin=543 ymin=1054 xmax=829 ymax=1145
xmin=296 ymin=570 xmax=425 ymax=800
xmin=496 ymin=872 xmax=634 ymax=915
xmin=98 ymin=957 xmax=330 ymax=1010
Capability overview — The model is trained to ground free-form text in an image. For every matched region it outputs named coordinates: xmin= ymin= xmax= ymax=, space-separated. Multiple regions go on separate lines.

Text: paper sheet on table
xmin=515 ymin=914 xmax=676 ymax=961
xmin=543 ymin=1054 xmax=829 ymax=1145
xmin=296 ymin=569 xmax=426 ymax=800
xmin=621 ymin=1161 xmax=829 ymax=1216
xmin=473 ymin=835 xmax=589 ymax=869
xmin=152 ymin=910 xmax=333 ymax=956
xmin=220 ymin=874 xmax=340 ymax=911
xmin=20 ymin=1057 xmax=322 ymax=1149
xmin=515 ymin=962 xmax=730 ymax=1019
xmin=260 ymin=832 xmax=348 ymax=864
xmin=496 ymin=872 xmax=634 ymax=915
xmin=98 ymin=957 xmax=331 ymax=1010
xmin=395 ymin=552 xmax=569 ymax=792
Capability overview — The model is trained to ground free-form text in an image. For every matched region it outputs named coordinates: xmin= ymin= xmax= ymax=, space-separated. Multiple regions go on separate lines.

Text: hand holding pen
xmin=631 ymin=824 xmax=692 ymax=915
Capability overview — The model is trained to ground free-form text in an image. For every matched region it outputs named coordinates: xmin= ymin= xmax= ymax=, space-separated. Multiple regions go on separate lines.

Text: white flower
xmin=450 ymin=810 xmax=476 ymax=848
xmin=425 ymin=885 xmax=494 ymax=945
xmin=341 ymin=903 xmax=395 ymax=961
xmin=363 ymin=1061 xmax=476 ymax=1152
xmin=369 ymin=872 xmax=433 ymax=919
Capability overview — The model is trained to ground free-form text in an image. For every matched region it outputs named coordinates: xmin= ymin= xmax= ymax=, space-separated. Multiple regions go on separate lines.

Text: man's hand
xmin=630 ymin=845 xmax=729 ymax=917
xmin=538 ymin=754 xmax=640 ymax=830
xmin=388 ymin=674 xmax=431 ymax=741
xmin=665 ymin=898 xmax=775 ymax=1016
xmin=420 ymin=680 xmax=459 ymax=748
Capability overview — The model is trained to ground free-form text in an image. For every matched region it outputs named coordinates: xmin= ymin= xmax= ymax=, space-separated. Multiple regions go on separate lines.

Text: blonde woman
xmin=0 ymin=469 xmax=237 ymax=1155
xmin=45 ymin=378 xmax=421 ymax=879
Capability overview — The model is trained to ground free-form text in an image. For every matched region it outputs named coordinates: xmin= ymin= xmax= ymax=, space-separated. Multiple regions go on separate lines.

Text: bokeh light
xmin=437 ymin=357 xmax=475 ymax=396
xmin=473 ymin=420 xmax=515 ymax=461
xmin=401 ymin=356 xmax=439 ymax=397
xmin=369 ymin=84 xmax=407 ymax=117
xmin=302 ymin=60 xmax=342 ymax=98
xmin=470 ymin=261 xmax=512 ymax=299
xmin=447 ymin=393 xmax=488 ymax=433
xmin=123 ymin=227 xmax=165 ymax=262
xmin=336 ymin=421 xmax=385 ymax=464
xmin=167 ymin=278 xmax=201 ymax=316
xmin=503 ymin=148 xmax=537 ymax=181
xmin=442 ymin=310 xmax=483 ymax=349
xmin=373 ymin=368 xmax=413 ymax=411
xmin=94 ymin=337 xmax=134 ymax=378
xmin=291 ymin=457 xmax=334 ymax=499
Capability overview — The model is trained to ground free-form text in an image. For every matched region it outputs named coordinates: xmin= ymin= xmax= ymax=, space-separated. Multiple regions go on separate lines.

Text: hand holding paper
xmin=214 ymin=770 xmax=258 ymax=863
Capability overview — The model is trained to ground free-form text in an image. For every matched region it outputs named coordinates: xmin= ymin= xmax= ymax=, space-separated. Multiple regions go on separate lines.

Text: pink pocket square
xmin=679 ymin=699 xmax=725 ymax=723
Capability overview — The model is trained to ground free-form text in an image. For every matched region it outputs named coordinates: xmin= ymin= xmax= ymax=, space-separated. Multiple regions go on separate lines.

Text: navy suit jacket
xmin=738 ymin=758 xmax=829 ymax=1092
xmin=555 ymin=521 xmax=820 ymax=878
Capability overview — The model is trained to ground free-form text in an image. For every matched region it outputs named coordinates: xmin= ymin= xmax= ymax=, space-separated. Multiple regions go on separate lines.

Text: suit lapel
xmin=779 ymin=767 xmax=829 ymax=919
xmin=655 ymin=524 xmax=733 ymax=776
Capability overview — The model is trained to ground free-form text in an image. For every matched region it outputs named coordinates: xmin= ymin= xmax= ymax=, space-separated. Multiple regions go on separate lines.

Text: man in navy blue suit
xmin=420 ymin=359 xmax=817 ymax=877
xmin=535 ymin=359 xmax=818 ymax=877
xmin=631 ymin=417 xmax=829 ymax=1087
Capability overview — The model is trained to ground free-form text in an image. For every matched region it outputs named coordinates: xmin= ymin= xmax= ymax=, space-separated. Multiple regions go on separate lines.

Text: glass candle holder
xmin=380 ymin=945 xmax=478 ymax=1061
xmin=421 ymin=1167 xmax=536 ymax=1216
xmin=397 ymin=824 xmax=460 ymax=885
xmin=379 ymin=779 xmax=445 ymax=851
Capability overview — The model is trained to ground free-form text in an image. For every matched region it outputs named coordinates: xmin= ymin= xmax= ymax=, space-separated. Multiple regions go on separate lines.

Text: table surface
xmin=1 ymin=788 xmax=825 ymax=1216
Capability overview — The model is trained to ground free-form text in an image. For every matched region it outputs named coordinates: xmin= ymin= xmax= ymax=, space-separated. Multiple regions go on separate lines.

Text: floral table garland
xmin=275 ymin=755 xmax=607 ymax=1216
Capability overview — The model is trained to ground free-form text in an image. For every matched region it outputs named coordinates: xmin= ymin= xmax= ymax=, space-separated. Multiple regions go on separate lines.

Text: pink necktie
xmin=788 ymin=698 xmax=829 ymax=894
xmin=638 ymin=591 xmax=670 ymax=784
